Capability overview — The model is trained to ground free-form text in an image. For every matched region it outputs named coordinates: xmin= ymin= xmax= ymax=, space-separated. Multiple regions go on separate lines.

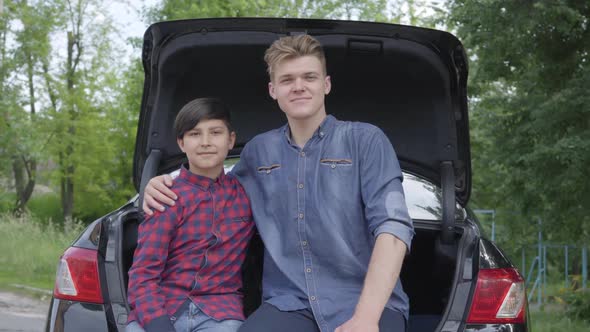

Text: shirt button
xmin=298 ymin=183 xmax=304 ymax=189
xmin=310 ymin=296 xmax=316 ymax=301
xmin=302 ymin=241 xmax=307 ymax=246
xmin=298 ymin=213 xmax=304 ymax=219
xmin=306 ymin=268 xmax=312 ymax=273
xmin=300 ymin=151 xmax=306 ymax=157
xmin=331 ymin=164 xmax=336 ymax=169
xmin=266 ymin=169 xmax=271 ymax=174
xmin=319 ymin=132 xmax=324 ymax=137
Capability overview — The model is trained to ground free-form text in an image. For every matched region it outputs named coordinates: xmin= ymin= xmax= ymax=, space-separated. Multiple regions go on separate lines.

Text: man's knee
xmin=378 ymin=309 xmax=406 ymax=332
xmin=239 ymin=303 xmax=319 ymax=332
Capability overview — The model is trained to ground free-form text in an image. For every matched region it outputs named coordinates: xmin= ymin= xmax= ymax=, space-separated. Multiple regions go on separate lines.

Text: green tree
xmin=1 ymin=0 xmax=139 ymax=222
xmin=0 ymin=0 xmax=58 ymax=214
xmin=145 ymin=0 xmax=435 ymax=24
xmin=41 ymin=0 xmax=139 ymax=222
xmin=447 ymin=1 xmax=590 ymax=245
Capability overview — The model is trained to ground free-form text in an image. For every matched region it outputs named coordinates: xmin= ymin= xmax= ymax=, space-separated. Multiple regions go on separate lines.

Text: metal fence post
xmin=537 ymin=218 xmax=543 ymax=304
xmin=563 ymin=245 xmax=569 ymax=289
xmin=543 ymin=244 xmax=547 ymax=301
xmin=522 ymin=247 xmax=526 ymax=278
xmin=583 ymin=246 xmax=588 ymax=290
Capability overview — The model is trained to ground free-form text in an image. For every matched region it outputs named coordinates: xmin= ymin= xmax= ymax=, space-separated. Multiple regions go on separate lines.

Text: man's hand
xmin=334 ymin=315 xmax=379 ymax=332
xmin=142 ymin=174 xmax=177 ymax=215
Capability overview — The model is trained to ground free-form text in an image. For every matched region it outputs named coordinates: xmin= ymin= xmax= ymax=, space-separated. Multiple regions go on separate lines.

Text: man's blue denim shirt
xmin=232 ymin=115 xmax=415 ymax=331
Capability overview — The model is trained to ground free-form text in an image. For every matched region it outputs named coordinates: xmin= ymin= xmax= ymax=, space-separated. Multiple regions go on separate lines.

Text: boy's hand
xmin=142 ymin=174 xmax=177 ymax=215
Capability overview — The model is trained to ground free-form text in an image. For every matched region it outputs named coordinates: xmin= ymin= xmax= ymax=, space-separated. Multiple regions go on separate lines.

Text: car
xmin=45 ymin=18 xmax=529 ymax=332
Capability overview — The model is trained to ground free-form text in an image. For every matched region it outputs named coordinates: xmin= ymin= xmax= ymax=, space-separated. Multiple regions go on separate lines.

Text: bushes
xmin=0 ymin=191 xmax=63 ymax=224
xmin=565 ymin=289 xmax=590 ymax=323
xmin=27 ymin=193 xmax=63 ymax=224
xmin=0 ymin=192 xmax=14 ymax=213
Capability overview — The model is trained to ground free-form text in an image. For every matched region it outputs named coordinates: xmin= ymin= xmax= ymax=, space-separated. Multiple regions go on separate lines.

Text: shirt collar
xmin=178 ymin=163 xmax=226 ymax=189
xmin=283 ymin=114 xmax=336 ymax=144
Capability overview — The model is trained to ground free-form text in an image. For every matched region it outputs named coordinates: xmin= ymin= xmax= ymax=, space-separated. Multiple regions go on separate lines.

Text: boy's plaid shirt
xmin=127 ymin=165 xmax=254 ymax=329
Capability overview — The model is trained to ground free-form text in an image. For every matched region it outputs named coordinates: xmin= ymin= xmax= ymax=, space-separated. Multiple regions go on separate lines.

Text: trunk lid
xmin=133 ymin=18 xmax=471 ymax=204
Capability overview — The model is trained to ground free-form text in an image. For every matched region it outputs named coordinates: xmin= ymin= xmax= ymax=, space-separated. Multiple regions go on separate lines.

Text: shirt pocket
xmin=219 ymin=215 xmax=253 ymax=239
xmin=257 ymin=164 xmax=281 ymax=174
xmin=318 ymin=158 xmax=356 ymax=201
xmin=320 ymin=158 xmax=353 ymax=169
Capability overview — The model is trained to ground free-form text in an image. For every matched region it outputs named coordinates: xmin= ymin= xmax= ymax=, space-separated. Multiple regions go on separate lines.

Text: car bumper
xmin=465 ymin=323 xmax=528 ymax=331
xmin=45 ymin=298 xmax=120 ymax=332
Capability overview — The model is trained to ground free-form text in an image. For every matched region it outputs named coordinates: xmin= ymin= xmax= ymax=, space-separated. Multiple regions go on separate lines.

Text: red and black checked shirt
xmin=127 ymin=165 xmax=254 ymax=329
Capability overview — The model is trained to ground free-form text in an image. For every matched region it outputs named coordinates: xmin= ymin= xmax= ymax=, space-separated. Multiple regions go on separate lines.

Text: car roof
xmin=134 ymin=18 xmax=471 ymax=204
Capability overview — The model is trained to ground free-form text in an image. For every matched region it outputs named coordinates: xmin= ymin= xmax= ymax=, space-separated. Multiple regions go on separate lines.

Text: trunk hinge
xmin=138 ymin=149 xmax=162 ymax=210
xmin=440 ymin=161 xmax=456 ymax=244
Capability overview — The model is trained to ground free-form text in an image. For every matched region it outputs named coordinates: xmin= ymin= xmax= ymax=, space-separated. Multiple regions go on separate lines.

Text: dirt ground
xmin=0 ymin=291 xmax=49 ymax=332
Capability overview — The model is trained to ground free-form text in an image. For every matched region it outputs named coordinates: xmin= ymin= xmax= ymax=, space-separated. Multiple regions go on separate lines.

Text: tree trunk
xmin=61 ymin=31 xmax=77 ymax=222
xmin=12 ymin=42 xmax=38 ymax=215
xmin=12 ymin=156 xmax=36 ymax=216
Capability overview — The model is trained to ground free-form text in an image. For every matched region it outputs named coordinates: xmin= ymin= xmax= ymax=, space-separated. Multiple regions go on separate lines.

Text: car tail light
xmin=53 ymin=247 xmax=103 ymax=304
xmin=467 ymin=268 xmax=526 ymax=324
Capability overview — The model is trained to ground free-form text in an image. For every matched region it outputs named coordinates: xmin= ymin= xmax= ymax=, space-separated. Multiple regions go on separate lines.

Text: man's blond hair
xmin=264 ymin=34 xmax=327 ymax=80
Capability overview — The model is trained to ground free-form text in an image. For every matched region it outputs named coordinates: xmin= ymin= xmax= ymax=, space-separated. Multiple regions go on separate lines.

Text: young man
xmin=143 ymin=36 xmax=414 ymax=332
xmin=127 ymin=98 xmax=254 ymax=332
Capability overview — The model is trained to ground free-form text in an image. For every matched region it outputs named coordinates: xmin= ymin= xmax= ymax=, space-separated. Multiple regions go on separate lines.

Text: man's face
xmin=269 ymin=55 xmax=331 ymax=122
xmin=177 ymin=119 xmax=235 ymax=178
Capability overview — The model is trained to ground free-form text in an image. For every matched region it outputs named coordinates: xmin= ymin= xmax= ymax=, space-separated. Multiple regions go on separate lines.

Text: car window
xmin=224 ymin=159 xmax=466 ymax=222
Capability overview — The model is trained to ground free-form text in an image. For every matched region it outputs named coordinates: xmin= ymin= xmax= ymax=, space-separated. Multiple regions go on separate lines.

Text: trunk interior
xmin=120 ymin=216 xmax=459 ymax=332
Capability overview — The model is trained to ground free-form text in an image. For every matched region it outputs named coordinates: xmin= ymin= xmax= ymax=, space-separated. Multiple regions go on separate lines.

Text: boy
xmin=144 ymin=36 xmax=413 ymax=332
xmin=127 ymin=98 xmax=254 ymax=332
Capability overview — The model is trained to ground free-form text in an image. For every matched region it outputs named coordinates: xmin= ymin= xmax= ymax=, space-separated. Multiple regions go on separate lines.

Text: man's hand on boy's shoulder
xmin=143 ymin=174 xmax=177 ymax=215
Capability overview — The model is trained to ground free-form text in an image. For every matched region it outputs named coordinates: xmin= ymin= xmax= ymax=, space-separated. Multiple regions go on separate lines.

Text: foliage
xmin=145 ymin=0 xmax=440 ymax=27
xmin=27 ymin=194 xmax=63 ymax=224
xmin=0 ymin=0 xmax=58 ymax=213
xmin=564 ymin=289 xmax=590 ymax=323
xmin=447 ymin=0 xmax=590 ymax=247
xmin=0 ymin=193 xmax=15 ymax=213
xmin=0 ymin=0 xmax=139 ymax=223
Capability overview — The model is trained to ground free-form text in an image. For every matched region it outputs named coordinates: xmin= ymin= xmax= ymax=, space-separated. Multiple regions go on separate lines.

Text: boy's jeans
xmin=126 ymin=302 xmax=242 ymax=332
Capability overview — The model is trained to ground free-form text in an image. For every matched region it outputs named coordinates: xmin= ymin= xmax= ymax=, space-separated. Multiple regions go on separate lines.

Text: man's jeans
xmin=126 ymin=302 xmax=242 ymax=332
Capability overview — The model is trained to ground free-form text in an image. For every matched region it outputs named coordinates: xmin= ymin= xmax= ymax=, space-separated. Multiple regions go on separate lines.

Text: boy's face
xmin=268 ymin=55 xmax=331 ymax=123
xmin=177 ymin=119 xmax=235 ymax=179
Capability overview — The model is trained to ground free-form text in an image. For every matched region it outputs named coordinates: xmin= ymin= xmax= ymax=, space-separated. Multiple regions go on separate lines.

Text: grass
xmin=0 ymin=213 xmax=84 ymax=294
xmin=531 ymin=307 xmax=590 ymax=332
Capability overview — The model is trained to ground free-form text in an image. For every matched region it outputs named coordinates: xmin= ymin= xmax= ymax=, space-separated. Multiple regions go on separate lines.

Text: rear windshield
xmin=223 ymin=159 xmax=465 ymax=222
xmin=402 ymin=173 xmax=466 ymax=221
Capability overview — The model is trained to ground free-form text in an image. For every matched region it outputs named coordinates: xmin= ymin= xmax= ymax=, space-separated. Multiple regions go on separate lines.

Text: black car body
xmin=45 ymin=18 xmax=529 ymax=332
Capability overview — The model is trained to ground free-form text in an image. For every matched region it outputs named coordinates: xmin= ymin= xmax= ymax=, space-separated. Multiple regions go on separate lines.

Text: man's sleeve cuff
xmin=144 ymin=315 xmax=176 ymax=332
xmin=374 ymin=222 xmax=415 ymax=253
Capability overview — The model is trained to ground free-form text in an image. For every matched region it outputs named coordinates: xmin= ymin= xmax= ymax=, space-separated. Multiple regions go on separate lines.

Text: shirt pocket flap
xmin=320 ymin=158 xmax=353 ymax=167
xmin=257 ymin=164 xmax=281 ymax=174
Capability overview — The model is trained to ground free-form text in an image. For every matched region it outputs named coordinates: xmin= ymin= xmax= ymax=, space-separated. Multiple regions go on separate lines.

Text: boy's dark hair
xmin=174 ymin=98 xmax=233 ymax=139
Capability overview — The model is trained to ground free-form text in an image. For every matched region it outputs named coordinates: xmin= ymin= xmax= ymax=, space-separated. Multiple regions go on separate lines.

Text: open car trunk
xmin=118 ymin=214 xmax=463 ymax=332
xmin=125 ymin=18 xmax=474 ymax=332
